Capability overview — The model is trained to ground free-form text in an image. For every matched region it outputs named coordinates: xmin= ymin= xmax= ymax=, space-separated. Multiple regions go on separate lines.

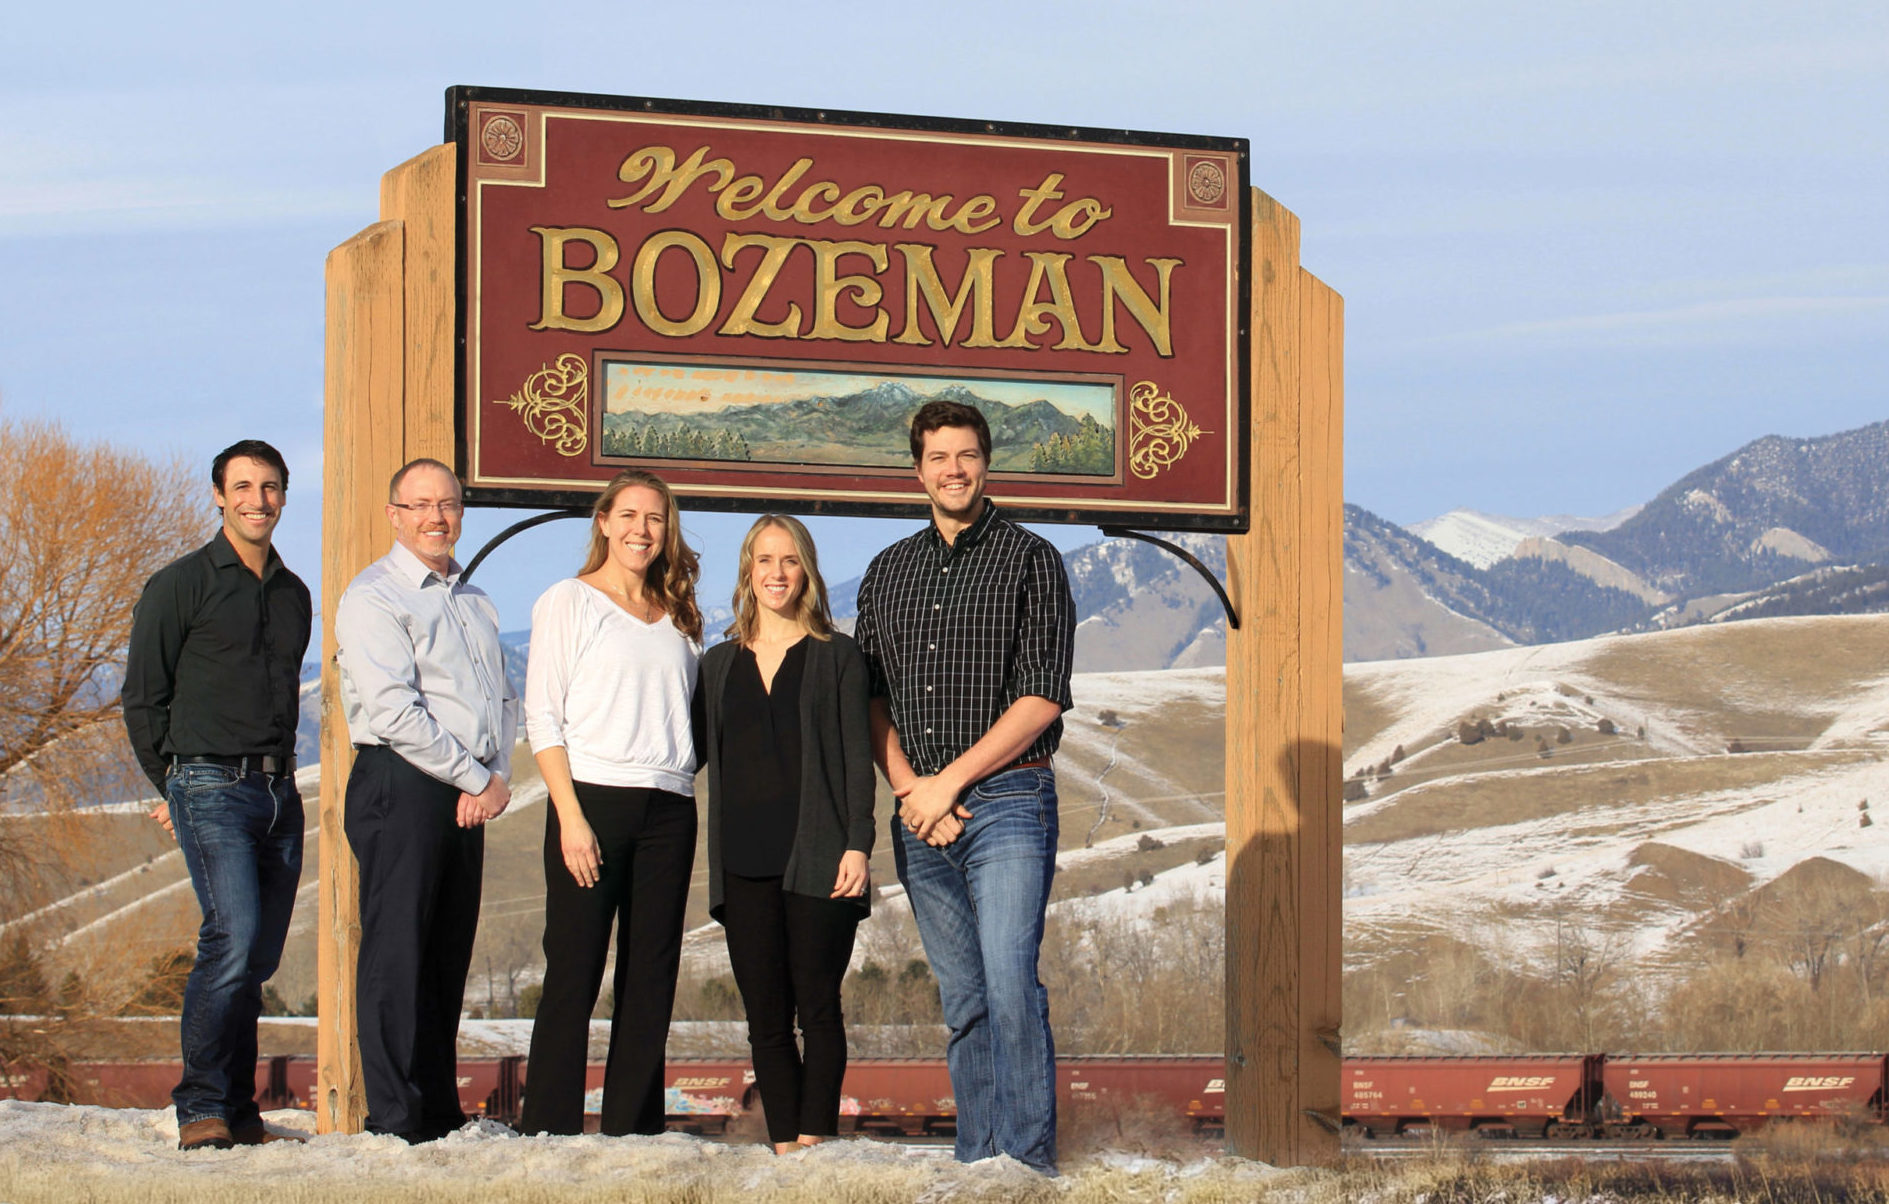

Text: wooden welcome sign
xmin=452 ymin=86 xmax=1250 ymax=530
xmin=319 ymin=86 xmax=1341 ymax=1169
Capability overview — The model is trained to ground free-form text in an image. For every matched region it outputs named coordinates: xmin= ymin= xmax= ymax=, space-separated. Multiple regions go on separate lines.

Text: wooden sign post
xmin=1224 ymin=191 xmax=1344 ymax=1165
xmin=317 ymin=143 xmax=456 ymax=1134
xmin=319 ymin=106 xmax=1342 ymax=1162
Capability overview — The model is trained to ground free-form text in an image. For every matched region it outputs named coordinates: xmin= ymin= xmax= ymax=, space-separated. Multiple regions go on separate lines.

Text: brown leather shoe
xmin=231 ymin=1120 xmax=305 ymax=1146
xmin=178 ymin=1117 xmax=235 ymax=1151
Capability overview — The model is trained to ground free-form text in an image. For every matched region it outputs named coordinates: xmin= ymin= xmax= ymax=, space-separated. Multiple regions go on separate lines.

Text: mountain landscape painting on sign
xmin=599 ymin=359 xmax=1119 ymax=477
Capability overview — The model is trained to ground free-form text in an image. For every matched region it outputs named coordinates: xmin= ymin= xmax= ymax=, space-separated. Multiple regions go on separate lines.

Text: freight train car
xmin=1343 ymin=1054 xmax=1598 ymax=1138
xmin=17 ymin=1052 xmax=1889 ymax=1141
xmin=1599 ymin=1053 xmax=1889 ymax=1138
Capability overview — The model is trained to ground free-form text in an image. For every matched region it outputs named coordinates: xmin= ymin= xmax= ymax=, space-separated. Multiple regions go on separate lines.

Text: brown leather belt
xmin=1008 ymin=757 xmax=1052 ymax=771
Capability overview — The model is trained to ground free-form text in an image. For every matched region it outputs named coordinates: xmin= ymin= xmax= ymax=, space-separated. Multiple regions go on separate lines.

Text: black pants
xmin=343 ymin=745 xmax=483 ymax=1139
xmin=521 ymin=783 xmax=697 ymax=1136
xmin=722 ymin=872 xmax=860 ymax=1144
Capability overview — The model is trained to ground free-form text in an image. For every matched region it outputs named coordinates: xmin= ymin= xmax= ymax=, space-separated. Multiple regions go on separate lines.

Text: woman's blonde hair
xmin=581 ymin=469 xmax=702 ymax=641
xmin=727 ymin=514 xmax=834 ymax=645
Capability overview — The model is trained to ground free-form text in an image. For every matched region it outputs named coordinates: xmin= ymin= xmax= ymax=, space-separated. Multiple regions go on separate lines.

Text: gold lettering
xmin=807 ymin=239 xmax=889 ymax=342
xmin=1092 ymin=255 xmax=1180 ymax=356
xmin=718 ymin=234 xmax=804 ymax=338
xmin=835 ymin=184 xmax=886 ymax=225
xmin=630 ymin=230 xmax=721 ymax=337
xmin=791 ymin=181 xmax=843 ymax=224
xmin=1047 ymin=197 xmax=1111 ymax=239
xmin=714 ymin=175 xmax=767 ymax=220
xmin=1004 ymin=251 xmax=1100 ymax=350
xmin=1013 ymin=173 xmax=1067 ymax=236
xmin=1014 ymin=172 xmax=1111 ymax=239
xmin=876 ymin=191 xmax=956 ymax=232
xmin=759 ymin=158 xmax=816 ymax=221
xmin=528 ymin=226 xmax=624 ymax=333
xmin=954 ymin=195 xmax=1002 ymax=234
xmin=893 ymin=244 xmax=1007 ymax=348
xmin=608 ymin=146 xmax=734 ymax=213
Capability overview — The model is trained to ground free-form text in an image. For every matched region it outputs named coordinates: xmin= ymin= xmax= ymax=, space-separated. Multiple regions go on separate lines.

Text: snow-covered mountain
xmin=1409 ymin=506 xmax=1640 ymax=569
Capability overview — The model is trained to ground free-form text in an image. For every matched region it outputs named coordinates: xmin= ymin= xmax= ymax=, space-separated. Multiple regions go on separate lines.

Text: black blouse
xmin=718 ymin=638 xmax=808 ymax=877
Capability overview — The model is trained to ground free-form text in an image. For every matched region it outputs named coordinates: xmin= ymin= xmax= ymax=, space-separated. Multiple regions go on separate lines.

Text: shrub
xmin=120 ymin=948 xmax=194 ymax=1016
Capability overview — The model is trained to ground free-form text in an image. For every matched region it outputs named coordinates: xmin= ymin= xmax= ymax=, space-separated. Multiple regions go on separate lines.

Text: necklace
xmin=591 ymin=576 xmax=660 ymax=623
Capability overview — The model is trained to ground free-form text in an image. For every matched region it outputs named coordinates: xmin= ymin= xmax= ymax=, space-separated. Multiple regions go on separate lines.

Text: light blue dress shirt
xmin=335 ymin=542 xmax=517 ymax=794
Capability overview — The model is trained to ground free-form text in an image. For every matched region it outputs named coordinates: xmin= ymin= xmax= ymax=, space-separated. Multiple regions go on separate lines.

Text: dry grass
xmin=1624 ymin=842 xmax=1754 ymax=909
xmin=1583 ymin=617 xmax=1889 ymax=738
xmin=1043 ymin=895 xmax=1223 ymax=1055
xmin=1341 ymin=680 xmax=1403 ymax=756
xmin=1346 ymin=749 xmax=1861 ymax=846
xmin=1340 ymin=1148 xmax=1889 ymax=1203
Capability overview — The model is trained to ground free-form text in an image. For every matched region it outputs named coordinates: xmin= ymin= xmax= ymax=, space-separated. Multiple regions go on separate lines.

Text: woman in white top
xmin=519 ymin=468 xmax=703 ymax=1137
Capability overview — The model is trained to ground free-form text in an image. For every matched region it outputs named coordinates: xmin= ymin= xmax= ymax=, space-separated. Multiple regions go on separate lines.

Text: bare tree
xmin=0 ymin=415 xmax=202 ymax=823
xmin=0 ymin=416 xmax=202 ymax=1085
xmin=1552 ymin=920 xmax=1631 ymax=1049
xmin=1766 ymin=878 xmax=1851 ymax=994
xmin=1846 ymin=887 xmax=1889 ymax=1007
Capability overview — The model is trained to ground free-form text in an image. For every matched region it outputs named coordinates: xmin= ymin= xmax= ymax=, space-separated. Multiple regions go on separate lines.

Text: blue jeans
xmin=893 ymin=766 xmax=1058 ymax=1174
xmin=166 ymin=762 xmax=303 ymax=1128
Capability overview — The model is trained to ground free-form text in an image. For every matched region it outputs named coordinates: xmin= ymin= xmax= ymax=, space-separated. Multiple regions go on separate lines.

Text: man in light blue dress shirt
xmin=335 ymin=458 xmax=516 ymax=1142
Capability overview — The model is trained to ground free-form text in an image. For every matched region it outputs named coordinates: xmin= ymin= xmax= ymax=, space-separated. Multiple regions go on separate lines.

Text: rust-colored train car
xmin=829 ymin=1058 xmax=956 ymax=1136
xmin=1344 ymin=1054 xmax=1600 ymax=1138
xmin=1599 ymin=1053 xmax=1889 ymax=1137
xmin=27 ymin=1052 xmax=1889 ymax=1141
xmin=1060 ymin=1056 xmax=1225 ymax=1133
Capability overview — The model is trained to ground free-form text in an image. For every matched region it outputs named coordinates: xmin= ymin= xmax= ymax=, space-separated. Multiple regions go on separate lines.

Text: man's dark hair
xmin=388 ymin=457 xmax=461 ymax=502
xmin=908 ymin=399 xmax=992 ymax=462
xmin=212 ymin=439 xmax=289 ymax=492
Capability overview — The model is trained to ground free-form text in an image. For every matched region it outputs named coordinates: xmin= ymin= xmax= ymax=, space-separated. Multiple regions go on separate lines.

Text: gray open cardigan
xmin=696 ymin=631 xmax=877 ymax=921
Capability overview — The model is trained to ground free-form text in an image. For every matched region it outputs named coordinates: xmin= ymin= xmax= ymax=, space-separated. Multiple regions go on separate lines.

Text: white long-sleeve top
xmin=524 ymin=577 xmax=701 ymax=796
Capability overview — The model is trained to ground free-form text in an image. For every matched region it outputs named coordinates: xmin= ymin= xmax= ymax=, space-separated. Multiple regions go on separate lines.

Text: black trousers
xmin=343 ymin=744 xmax=484 ymax=1139
xmin=722 ymin=872 xmax=860 ymax=1144
xmin=521 ymin=783 xmax=697 ymax=1136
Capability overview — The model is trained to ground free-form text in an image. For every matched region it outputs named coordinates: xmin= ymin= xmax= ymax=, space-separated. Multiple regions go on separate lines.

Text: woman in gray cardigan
xmin=697 ymin=514 xmax=875 ymax=1154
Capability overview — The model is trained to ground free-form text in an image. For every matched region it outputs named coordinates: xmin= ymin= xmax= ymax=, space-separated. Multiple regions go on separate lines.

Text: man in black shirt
xmin=854 ymin=400 xmax=1075 ymax=1175
xmin=123 ymin=439 xmax=311 ymax=1151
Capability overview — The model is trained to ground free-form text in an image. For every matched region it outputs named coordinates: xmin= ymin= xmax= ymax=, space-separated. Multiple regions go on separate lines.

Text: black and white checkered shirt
xmin=855 ymin=501 xmax=1076 ymax=778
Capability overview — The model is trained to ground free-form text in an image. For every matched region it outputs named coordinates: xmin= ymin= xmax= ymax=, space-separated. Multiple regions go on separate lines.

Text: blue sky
xmin=3 ymin=1 xmax=1884 ymax=624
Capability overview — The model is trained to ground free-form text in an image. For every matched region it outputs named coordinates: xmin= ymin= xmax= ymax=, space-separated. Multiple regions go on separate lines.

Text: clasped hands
xmin=456 ymin=774 xmax=511 ymax=829
xmin=896 ymin=775 xmax=973 ymax=847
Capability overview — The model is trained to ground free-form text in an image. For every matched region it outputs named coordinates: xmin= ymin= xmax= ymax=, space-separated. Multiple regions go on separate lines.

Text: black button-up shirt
xmin=122 ymin=530 xmax=313 ymax=790
xmin=855 ymin=501 xmax=1075 ymax=778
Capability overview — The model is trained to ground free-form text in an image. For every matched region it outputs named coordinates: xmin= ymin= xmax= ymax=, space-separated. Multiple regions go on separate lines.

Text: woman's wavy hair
xmin=580 ymin=469 xmax=702 ymax=641
xmin=726 ymin=514 xmax=834 ymax=645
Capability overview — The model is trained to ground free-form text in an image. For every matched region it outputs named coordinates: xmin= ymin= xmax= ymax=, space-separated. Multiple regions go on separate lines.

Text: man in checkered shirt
xmin=854 ymin=398 xmax=1075 ymax=1175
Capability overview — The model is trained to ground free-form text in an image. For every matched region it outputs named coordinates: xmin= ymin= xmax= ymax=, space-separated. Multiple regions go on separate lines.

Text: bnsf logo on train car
xmin=1783 ymin=1076 xmax=1856 ymax=1092
xmin=672 ymin=1076 xmax=732 ymax=1088
xmin=1486 ymin=1076 xmax=1557 ymax=1091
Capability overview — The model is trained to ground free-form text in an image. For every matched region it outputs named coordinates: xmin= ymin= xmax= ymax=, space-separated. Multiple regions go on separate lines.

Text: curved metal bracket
xmin=461 ymin=509 xmax=589 ymax=584
xmin=1098 ymin=526 xmax=1240 ymax=631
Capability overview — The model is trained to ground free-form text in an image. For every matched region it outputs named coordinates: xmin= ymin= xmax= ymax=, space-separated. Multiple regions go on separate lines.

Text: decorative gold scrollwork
xmin=1127 ymin=381 xmax=1208 ymax=480
xmin=493 ymin=354 xmax=588 ymax=457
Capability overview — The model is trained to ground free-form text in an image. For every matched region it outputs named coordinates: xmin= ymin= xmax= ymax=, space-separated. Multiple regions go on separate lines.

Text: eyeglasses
xmin=390 ymin=501 xmax=465 ymax=516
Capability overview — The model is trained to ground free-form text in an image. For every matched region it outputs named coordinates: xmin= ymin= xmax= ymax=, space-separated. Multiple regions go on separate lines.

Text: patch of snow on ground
xmin=0 ymin=1100 xmax=1288 ymax=1201
xmin=1343 ymin=751 xmax=1889 ymax=974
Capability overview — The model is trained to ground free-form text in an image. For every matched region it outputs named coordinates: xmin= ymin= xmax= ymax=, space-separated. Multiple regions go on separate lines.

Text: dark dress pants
xmin=343 ymin=744 xmax=484 ymax=1140
xmin=722 ymin=872 xmax=860 ymax=1144
xmin=521 ymin=784 xmax=697 ymax=1136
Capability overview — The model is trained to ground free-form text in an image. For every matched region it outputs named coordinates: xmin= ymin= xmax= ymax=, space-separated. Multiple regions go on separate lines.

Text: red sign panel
xmin=452 ymin=87 xmax=1249 ymax=530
